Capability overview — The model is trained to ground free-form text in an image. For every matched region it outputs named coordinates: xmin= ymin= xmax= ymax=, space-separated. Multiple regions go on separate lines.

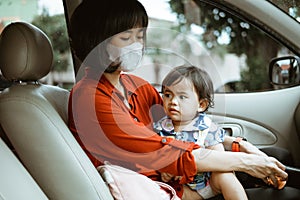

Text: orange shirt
xmin=68 ymin=69 xmax=200 ymax=195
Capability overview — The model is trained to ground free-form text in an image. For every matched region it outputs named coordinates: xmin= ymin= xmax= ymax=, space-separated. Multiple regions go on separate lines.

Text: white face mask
xmin=107 ymin=42 xmax=143 ymax=72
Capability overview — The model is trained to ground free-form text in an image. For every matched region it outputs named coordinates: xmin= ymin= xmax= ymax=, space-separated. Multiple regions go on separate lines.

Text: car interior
xmin=0 ymin=21 xmax=114 ymax=199
xmin=0 ymin=0 xmax=300 ymax=199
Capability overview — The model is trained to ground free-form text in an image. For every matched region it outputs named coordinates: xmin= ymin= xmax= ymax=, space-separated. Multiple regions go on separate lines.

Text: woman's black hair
xmin=162 ymin=65 xmax=215 ymax=111
xmin=69 ymin=0 xmax=148 ymax=72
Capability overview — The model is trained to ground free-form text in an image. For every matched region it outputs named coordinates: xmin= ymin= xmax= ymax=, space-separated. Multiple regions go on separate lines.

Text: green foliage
xmin=31 ymin=10 xmax=70 ymax=72
xmin=168 ymin=0 xmax=298 ymax=92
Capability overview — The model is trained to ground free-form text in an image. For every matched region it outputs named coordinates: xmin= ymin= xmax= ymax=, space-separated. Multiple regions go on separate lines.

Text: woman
xmin=68 ymin=0 xmax=290 ymax=199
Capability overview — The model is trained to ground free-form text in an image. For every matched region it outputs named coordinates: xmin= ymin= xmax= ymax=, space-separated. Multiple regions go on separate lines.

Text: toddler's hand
xmin=161 ymin=172 xmax=182 ymax=182
xmin=265 ymin=176 xmax=286 ymax=189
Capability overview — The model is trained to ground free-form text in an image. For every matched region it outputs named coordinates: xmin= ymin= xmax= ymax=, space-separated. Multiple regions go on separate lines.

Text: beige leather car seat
xmin=0 ymin=138 xmax=48 ymax=199
xmin=295 ymin=103 xmax=300 ymax=138
xmin=0 ymin=22 xmax=113 ymax=200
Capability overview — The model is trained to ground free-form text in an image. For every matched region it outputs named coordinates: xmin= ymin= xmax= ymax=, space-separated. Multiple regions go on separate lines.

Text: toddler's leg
xmin=182 ymin=185 xmax=203 ymax=200
xmin=210 ymin=172 xmax=248 ymax=200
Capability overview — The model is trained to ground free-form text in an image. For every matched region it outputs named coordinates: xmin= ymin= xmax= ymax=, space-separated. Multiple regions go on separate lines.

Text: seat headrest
xmin=0 ymin=22 xmax=53 ymax=82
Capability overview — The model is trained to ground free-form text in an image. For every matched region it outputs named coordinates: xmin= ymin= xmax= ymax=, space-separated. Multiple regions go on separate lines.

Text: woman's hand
xmin=192 ymin=148 xmax=288 ymax=189
xmin=240 ymin=154 xmax=287 ymax=189
xmin=224 ymin=136 xmax=287 ymax=189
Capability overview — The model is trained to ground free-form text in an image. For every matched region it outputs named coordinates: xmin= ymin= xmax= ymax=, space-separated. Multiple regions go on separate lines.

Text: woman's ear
xmin=198 ymin=99 xmax=209 ymax=112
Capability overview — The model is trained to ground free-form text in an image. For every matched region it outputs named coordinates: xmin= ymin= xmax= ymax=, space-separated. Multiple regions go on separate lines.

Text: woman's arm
xmin=207 ymin=143 xmax=225 ymax=151
xmin=69 ymin=77 xmax=200 ymax=183
xmin=192 ymin=148 xmax=287 ymax=188
xmin=161 ymin=143 xmax=226 ymax=182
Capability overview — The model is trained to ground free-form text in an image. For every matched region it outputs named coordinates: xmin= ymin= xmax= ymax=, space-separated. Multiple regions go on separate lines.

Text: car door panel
xmin=212 ymin=87 xmax=300 ymax=166
xmin=215 ymin=118 xmax=277 ymax=146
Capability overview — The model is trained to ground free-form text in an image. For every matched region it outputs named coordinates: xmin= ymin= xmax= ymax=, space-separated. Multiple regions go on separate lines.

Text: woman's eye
xmin=120 ymin=37 xmax=130 ymax=41
xmin=137 ymin=35 xmax=144 ymax=40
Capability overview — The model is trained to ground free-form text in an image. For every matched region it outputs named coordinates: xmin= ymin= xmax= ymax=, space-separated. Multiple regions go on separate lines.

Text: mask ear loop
xmin=101 ymin=41 xmax=121 ymax=73
xmin=106 ymin=43 xmax=122 ymax=63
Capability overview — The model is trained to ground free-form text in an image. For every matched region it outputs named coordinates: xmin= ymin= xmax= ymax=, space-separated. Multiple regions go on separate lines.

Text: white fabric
xmin=107 ymin=42 xmax=143 ymax=71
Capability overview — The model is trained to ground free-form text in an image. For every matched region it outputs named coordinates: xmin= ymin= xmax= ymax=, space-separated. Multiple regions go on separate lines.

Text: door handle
xmin=220 ymin=124 xmax=243 ymax=137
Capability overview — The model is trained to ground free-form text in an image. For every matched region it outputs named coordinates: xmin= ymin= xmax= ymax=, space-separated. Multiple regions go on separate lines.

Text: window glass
xmin=0 ymin=0 xmax=74 ymax=90
xmin=268 ymin=0 xmax=300 ymax=22
xmin=132 ymin=0 xmax=299 ymax=93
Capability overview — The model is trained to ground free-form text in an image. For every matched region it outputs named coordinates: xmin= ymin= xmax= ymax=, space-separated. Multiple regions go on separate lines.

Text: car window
xmin=0 ymin=0 xmax=74 ymax=90
xmin=268 ymin=0 xmax=300 ymax=22
xmin=4 ymin=1 xmax=297 ymax=93
xmin=130 ymin=0 xmax=300 ymax=93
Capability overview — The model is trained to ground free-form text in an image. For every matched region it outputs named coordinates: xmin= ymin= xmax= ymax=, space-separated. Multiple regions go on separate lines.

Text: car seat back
xmin=0 ymin=22 xmax=113 ymax=200
xmin=0 ymin=138 xmax=48 ymax=200
xmin=295 ymin=103 xmax=300 ymax=139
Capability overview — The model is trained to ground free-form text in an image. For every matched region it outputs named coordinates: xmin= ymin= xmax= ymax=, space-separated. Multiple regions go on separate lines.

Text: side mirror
xmin=269 ymin=56 xmax=300 ymax=87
